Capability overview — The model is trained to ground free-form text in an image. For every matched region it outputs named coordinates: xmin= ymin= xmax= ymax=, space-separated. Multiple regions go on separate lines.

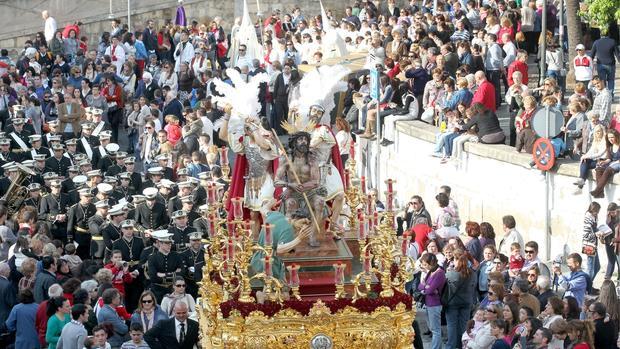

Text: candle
xmin=227 ymin=239 xmax=235 ymax=261
xmin=227 ymin=221 xmax=237 ymax=238
xmin=350 ymin=142 xmax=355 ymax=161
xmin=219 ymin=146 xmax=229 ymax=166
xmin=373 ymin=212 xmax=379 ymax=231
xmin=207 ymin=184 xmax=216 ymax=204
xmin=385 ymin=191 xmax=393 ymax=211
xmin=221 ymin=245 xmax=229 ymax=272
xmin=386 ymin=179 xmax=394 ymax=194
xmin=360 ymin=176 xmax=366 ymax=194
xmin=287 ymin=264 xmax=300 ymax=287
xmin=232 ymin=197 xmax=244 ymax=220
xmin=264 ymin=256 xmax=272 ymax=277
xmin=207 ymin=213 xmax=216 ymax=238
xmin=401 ymin=234 xmax=409 ymax=256
xmin=333 ymin=264 xmax=343 ymax=284
xmin=363 ymin=256 xmax=371 ymax=273
xmin=358 ymin=217 xmax=366 ymax=240
xmin=368 ymin=213 xmax=374 ymax=234
xmin=263 ymin=223 xmax=273 ymax=246
xmin=344 ymin=169 xmax=350 ymax=190
xmin=367 ymin=194 xmax=373 ymax=214
xmin=243 ymin=220 xmax=252 ymax=234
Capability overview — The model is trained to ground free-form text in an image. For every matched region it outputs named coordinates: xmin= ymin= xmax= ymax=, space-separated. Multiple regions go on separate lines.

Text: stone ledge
xmin=394 ymin=120 xmax=620 ymax=184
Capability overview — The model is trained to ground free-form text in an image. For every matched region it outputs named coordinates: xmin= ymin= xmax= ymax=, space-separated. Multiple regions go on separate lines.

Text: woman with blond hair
xmin=575 ymin=124 xmax=607 ymax=189
xmin=515 ymin=95 xmax=539 ymax=153
xmin=597 ymin=279 xmax=620 ymax=331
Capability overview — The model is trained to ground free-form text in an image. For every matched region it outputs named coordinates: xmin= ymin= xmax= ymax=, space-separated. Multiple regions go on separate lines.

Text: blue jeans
xmin=587 ymin=253 xmax=600 ymax=286
xmin=426 ymin=305 xmax=443 ymax=349
xmin=580 ymin=159 xmax=597 ymax=180
xmin=443 ymin=132 xmax=461 ymax=156
xmin=434 ymin=132 xmax=453 ymax=154
xmin=597 ymin=64 xmax=616 ymax=93
xmin=446 ymin=304 xmax=470 ymax=349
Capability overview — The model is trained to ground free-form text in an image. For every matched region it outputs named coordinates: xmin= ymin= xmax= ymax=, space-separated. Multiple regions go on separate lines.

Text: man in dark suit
xmin=144 ymin=301 xmax=199 ymax=349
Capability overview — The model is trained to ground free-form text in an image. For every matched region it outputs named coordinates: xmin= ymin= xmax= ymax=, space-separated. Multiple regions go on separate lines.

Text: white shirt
xmin=44 ymin=17 xmax=57 ymax=42
xmin=498 ymin=229 xmax=524 ymax=257
xmin=175 ymin=318 xmax=187 ymax=343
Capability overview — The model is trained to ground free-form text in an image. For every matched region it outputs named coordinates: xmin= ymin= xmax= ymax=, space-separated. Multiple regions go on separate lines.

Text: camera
xmin=122 ymin=261 xmax=128 ymax=268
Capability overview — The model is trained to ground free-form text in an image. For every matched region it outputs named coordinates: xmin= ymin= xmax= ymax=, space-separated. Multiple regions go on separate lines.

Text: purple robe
xmin=175 ymin=5 xmax=187 ymax=27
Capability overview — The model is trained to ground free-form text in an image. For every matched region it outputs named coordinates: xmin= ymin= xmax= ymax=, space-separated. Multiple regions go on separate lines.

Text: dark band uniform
xmin=181 ymin=246 xmax=205 ymax=298
xmin=148 ymin=250 xmax=183 ymax=302
xmin=66 ymin=201 xmax=96 ymax=258
xmin=38 ymin=192 xmax=70 ymax=241
xmin=135 ymin=202 xmax=169 ymax=230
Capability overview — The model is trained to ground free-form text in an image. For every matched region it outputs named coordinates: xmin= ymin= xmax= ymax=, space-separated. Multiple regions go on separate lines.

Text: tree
xmin=566 ymin=0 xmax=583 ymax=85
xmin=583 ymin=0 xmax=620 ymax=28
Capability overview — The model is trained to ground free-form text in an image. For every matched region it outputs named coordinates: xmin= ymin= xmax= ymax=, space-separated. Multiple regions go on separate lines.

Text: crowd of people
xmin=0 ymin=0 xmax=618 ymax=349
xmin=401 ymin=189 xmax=620 ymax=349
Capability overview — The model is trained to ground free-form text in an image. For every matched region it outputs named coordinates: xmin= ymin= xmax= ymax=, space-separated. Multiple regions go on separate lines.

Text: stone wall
xmin=0 ymin=0 xmax=348 ymax=55
xmin=356 ymin=120 xmax=616 ymax=265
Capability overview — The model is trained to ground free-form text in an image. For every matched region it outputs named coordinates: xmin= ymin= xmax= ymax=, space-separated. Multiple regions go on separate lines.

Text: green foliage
xmin=582 ymin=0 xmax=620 ymax=28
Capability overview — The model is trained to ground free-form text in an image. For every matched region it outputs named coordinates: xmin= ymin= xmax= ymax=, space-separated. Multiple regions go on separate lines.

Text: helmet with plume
xmin=297 ymin=65 xmax=351 ymax=125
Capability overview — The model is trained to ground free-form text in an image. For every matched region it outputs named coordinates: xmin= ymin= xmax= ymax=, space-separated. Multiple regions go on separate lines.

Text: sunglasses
xmin=142 ymin=299 xmax=153 ymax=304
xmin=175 ymin=284 xmax=186 ymax=287
xmin=528 ymin=273 xmax=537 ymax=277
xmin=524 ymin=250 xmax=535 ymax=254
xmin=486 ymin=308 xmax=496 ymax=313
xmin=488 ymin=292 xmax=495 ymax=296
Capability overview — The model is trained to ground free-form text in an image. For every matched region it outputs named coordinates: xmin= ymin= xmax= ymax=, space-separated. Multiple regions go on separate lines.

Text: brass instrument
xmin=1 ymin=163 xmax=35 ymax=217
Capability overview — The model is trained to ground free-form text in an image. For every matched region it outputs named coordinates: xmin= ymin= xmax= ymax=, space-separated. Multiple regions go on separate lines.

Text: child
xmin=490 ymin=319 xmax=510 ymax=349
xmin=478 ymin=245 xmax=497 ymax=300
xmin=164 ymin=114 xmax=182 ymax=145
xmin=104 ymin=250 xmax=138 ymax=297
xmin=461 ymin=308 xmax=485 ymax=346
xmin=508 ymin=242 xmax=524 ymax=278
xmin=60 ymin=243 xmax=83 ymax=276
xmin=121 ymin=322 xmax=149 ymax=349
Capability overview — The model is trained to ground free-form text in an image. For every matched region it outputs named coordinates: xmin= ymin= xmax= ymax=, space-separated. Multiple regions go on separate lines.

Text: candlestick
xmin=360 ymin=176 xmax=366 ymax=194
xmin=231 ymin=197 xmax=244 ymax=220
xmin=263 ymin=223 xmax=273 ymax=247
xmin=264 ymin=256 xmax=272 ymax=277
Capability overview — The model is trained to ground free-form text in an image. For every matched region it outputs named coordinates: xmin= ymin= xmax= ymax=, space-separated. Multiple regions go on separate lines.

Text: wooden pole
xmin=270 ymin=130 xmax=323 ymax=235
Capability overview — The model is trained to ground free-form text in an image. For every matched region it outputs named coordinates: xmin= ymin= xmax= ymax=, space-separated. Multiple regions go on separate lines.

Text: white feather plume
xmin=297 ymin=65 xmax=351 ymax=124
xmin=212 ymin=68 xmax=269 ymax=142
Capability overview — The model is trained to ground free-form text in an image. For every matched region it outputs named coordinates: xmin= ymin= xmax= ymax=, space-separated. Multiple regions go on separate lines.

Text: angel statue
xmin=296 ymin=65 xmax=351 ymax=238
xmin=215 ymin=69 xmax=277 ymax=236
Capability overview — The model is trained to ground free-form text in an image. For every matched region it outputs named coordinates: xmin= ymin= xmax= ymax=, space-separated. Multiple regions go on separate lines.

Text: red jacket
xmin=507 ymin=60 xmax=529 ymax=86
xmin=35 ymin=301 xmax=48 ymax=346
xmin=104 ymin=263 xmax=134 ymax=296
xmin=472 ymin=80 xmax=497 ymax=112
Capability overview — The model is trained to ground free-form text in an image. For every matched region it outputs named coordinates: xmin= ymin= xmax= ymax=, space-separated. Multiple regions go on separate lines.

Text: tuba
xmin=1 ymin=163 xmax=35 ymax=217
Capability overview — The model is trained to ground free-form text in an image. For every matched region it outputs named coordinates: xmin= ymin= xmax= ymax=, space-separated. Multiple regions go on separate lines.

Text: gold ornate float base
xmin=199 ymin=300 xmax=415 ymax=349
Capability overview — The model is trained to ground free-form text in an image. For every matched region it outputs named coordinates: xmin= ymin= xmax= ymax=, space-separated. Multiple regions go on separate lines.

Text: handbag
xmin=581 ymin=240 xmax=597 ymax=256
